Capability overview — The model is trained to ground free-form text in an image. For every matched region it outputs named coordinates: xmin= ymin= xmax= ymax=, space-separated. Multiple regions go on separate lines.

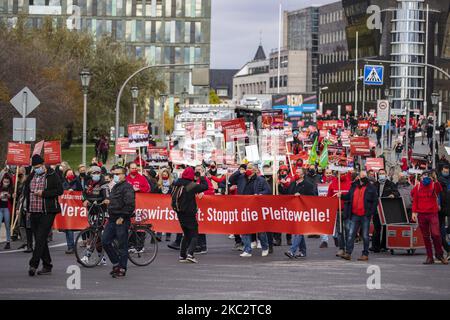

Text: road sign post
xmin=364 ymin=65 xmax=384 ymax=86
xmin=10 ymin=87 xmax=40 ymax=143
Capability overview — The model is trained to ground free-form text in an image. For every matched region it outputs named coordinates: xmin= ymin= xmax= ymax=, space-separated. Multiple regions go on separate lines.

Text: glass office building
xmin=0 ymin=0 xmax=211 ymax=119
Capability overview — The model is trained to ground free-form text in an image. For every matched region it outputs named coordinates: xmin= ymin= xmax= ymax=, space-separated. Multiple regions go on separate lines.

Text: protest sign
xmin=43 ymin=141 xmax=61 ymax=165
xmin=220 ymin=118 xmax=247 ymax=142
xmin=6 ymin=142 xmax=31 ymax=166
xmin=32 ymin=140 xmax=45 ymax=156
xmin=128 ymin=123 xmax=149 ymax=148
xmin=365 ymin=158 xmax=384 ymax=171
xmin=350 ymin=137 xmax=370 ymax=156
xmin=115 ymin=137 xmax=136 ymax=155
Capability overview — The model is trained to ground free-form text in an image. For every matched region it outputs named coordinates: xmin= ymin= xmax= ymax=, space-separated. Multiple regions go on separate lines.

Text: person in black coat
xmin=101 ymin=166 xmax=135 ymax=278
xmin=23 ymin=155 xmax=64 ymax=276
xmin=371 ymin=169 xmax=400 ymax=252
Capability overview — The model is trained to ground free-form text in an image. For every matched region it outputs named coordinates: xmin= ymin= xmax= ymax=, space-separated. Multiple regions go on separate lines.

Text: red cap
xmin=181 ymin=167 xmax=195 ymax=181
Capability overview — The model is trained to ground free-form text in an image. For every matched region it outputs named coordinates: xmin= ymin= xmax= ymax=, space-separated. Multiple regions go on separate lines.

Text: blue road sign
xmin=364 ymin=65 xmax=384 ymax=85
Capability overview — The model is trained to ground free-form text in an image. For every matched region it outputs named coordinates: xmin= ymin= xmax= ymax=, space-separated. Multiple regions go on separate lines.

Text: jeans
xmin=65 ymin=230 xmax=75 ymax=250
xmin=0 ymin=207 xmax=11 ymax=242
xmin=179 ymin=215 xmax=199 ymax=258
xmin=29 ymin=213 xmax=56 ymax=269
xmin=102 ymin=218 xmax=130 ymax=270
xmin=418 ymin=213 xmax=444 ymax=259
xmin=241 ymin=233 xmax=268 ymax=253
xmin=346 ymin=214 xmax=371 ymax=256
xmin=289 ymin=235 xmax=306 ymax=255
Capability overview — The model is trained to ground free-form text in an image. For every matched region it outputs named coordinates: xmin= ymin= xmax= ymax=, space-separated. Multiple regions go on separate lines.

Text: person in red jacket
xmin=328 ymin=171 xmax=352 ymax=257
xmin=126 ymin=163 xmax=151 ymax=193
xmin=411 ymin=171 xmax=448 ymax=265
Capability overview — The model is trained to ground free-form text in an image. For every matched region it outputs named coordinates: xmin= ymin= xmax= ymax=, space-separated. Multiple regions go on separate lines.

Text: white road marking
xmin=0 ymin=242 xmax=66 ymax=254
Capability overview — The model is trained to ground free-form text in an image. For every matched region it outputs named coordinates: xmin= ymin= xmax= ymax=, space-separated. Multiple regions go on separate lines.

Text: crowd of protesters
xmin=0 ymin=114 xmax=449 ymax=278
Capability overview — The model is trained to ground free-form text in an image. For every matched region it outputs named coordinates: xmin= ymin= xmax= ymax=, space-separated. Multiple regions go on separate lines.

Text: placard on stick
xmin=7 ymin=142 xmax=31 ymax=166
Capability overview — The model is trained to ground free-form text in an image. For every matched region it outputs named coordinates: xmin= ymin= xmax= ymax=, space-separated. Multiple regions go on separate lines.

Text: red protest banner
xmin=33 ymin=140 xmax=45 ymax=156
xmin=115 ymin=137 xmax=136 ymax=155
xmin=221 ymin=118 xmax=247 ymax=142
xmin=365 ymin=158 xmax=384 ymax=171
xmin=53 ymin=192 xmax=339 ymax=235
xmin=358 ymin=120 xmax=370 ymax=130
xmin=350 ymin=137 xmax=371 ymax=156
xmin=317 ymin=120 xmax=344 ymax=130
xmin=128 ymin=123 xmax=149 ymax=148
xmin=44 ymin=141 xmax=61 ymax=165
xmin=262 ymin=110 xmax=284 ymax=129
xmin=6 ymin=142 xmax=31 ymax=166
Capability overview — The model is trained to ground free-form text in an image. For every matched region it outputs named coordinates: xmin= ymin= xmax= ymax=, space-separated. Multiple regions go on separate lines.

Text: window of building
xmin=155 ymin=21 xmax=163 ymax=42
xmin=185 ymin=0 xmax=192 ymax=17
xmin=185 ymin=21 xmax=191 ymax=42
xmin=194 ymin=47 xmax=201 ymax=63
xmin=136 ymin=2 xmax=143 ymax=16
xmin=217 ymin=88 xmax=228 ymax=97
xmin=145 ymin=21 xmax=151 ymax=41
xmin=156 ymin=0 xmax=162 ymax=17
xmin=176 ymin=0 xmax=182 ymax=17
xmin=195 ymin=21 xmax=201 ymax=43
xmin=125 ymin=0 xmax=132 ymax=16
xmin=165 ymin=0 xmax=171 ymax=16
xmin=164 ymin=21 xmax=171 ymax=42
xmin=136 ymin=20 xmax=143 ymax=41
xmin=175 ymin=47 xmax=182 ymax=64
xmin=195 ymin=0 xmax=201 ymax=17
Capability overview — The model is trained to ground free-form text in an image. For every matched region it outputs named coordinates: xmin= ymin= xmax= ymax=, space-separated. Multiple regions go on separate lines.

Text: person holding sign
xmin=0 ymin=174 xmax=13 ymax=250
xmin=23 ymin=155 xmax=64 ymax=276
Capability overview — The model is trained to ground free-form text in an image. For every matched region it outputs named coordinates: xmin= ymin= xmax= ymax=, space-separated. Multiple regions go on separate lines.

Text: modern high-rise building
xmin=0 ymin=0 xmax=211 ymax=128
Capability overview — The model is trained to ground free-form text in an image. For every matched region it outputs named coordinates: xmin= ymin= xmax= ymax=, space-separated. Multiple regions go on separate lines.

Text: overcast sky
xmin=211 ymin=0 xmax=334 ymax=69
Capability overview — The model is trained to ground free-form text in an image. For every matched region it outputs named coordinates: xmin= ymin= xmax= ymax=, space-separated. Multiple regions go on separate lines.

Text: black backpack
xmin=171 ymin=182 xmax=196 ymax=213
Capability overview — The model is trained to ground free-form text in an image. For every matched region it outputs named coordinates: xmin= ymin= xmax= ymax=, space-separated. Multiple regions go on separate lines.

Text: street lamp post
xmin=318 ymin=86 xmax=328 ymax=116
xmin=131 ymin=86 xmax=139 ymax=124
xmin=384 ymin=88 xmax=391 ymax=150
xmin=79 ymin=68 xmax=92 ymax=166
xmin=404 ymin=98 xmax=411 ymax=166
xmin=431 ymin=92 xmax=439 ymax=169
xmin=159 ymin=94 xmax=167 ymax=148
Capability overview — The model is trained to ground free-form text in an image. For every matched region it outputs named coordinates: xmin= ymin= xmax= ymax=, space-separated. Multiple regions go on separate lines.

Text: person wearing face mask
xmin=396 ymin=173 xmax=413 ymax=219
xmin=438 ymin=165 xmax=450 ymax=256
xmin=126 ymin=163 xmax=151 ymax=193
xmin=371 ymin=169 xmax=400 ymax=253
xmin=207 ymin=161 xmax=226 ymax=194
xmin=411 ymin=171 xmax=448 ymax=264
xmin=0 ymin=174 xmax=13 ymax=250
xmin=339 ymin=171 xmax=378 ymax=261
xmin=274 ymin=165 xmax=293 ymax=246
xmin=229 ymin=163 xmax=271 ymax=257
xmin=23 ymin=155 xmax=63 ymax=276
xmin=305 ymin=165 xmax=322 ymax=241
xmin=156 ymin=168 xmax=174 ymax=242
xmin=284 ymin=168 xmax=316 ymax=259
xmin=61 ymin=169 xmax=77 ymax=254
xmin=72 ymin=165 xmax=88 ymax=192
xmin=15 ymin=167 xmax=33 ymax=252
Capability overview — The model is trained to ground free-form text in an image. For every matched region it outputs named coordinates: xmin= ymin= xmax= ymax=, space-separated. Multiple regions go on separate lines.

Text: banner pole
xmin=138 ymin=147 xmax=143 ymax=175
xmin=338 ymin=171 xmax=342 ymax=234
xmin=10 ymin=166 xmax=20 ymax=233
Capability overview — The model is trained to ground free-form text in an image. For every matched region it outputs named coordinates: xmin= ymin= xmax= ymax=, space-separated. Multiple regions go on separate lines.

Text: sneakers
xmin=284 ymin=251 xmax=295 ymax=259
xmin=240 ymin=252 xmax=252 ymax=257
xmin=186 ymin=255 xmax=198 ymax=263
xmin=28 ymin=267 xmax=36 ymax=277
xmin=319 ymin=241 xmax=328 ymax=249
xmin=37 ymin=267 xmax=52 ymax=275
xmin=257 ymin=241 xmax=262 ymax=249
xmin=167 ymin=242 xmax=180 ymax=251
xmin=110 ymin=266 xmax=120 ymax=275
xmin=436 ymin=255 xmax=449 ymax=265
xmin=341 ymin=253 xmax=351 ymax=260
xmin=268 ymin=245 xmax=273 ymax=254
xmin=99 ymin=256 xmax=107 ymax=266
xmin=251 ymin=241 xmax=257 ymax=249
xmin=228 ymin=234 xmax=235 ymax=240
xmin=261 ymin=250 xmax=269 ymax=257
xmin=294 ymin=252 xmax=306 ymax=258
xmin=336 ymin=249 xmax=345 ymax=257
xmin=112 ymin=268 xmax=126 ymax=278
xmin=4 ymin=242 xmax=10 ymax=250
xmin=233 ymin=243 xmax=244 ymax=251
xmin=194 ymin=247 xmax=207 ymax=254
xmin=357 ymin=255 xmax=369 ymax=262
xmin=80 ymin=255 xmax=89 ymax=264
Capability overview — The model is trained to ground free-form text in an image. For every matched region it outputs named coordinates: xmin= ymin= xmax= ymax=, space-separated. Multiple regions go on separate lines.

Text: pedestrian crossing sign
xmin=364 ymin=65 xmax=384 ymax=85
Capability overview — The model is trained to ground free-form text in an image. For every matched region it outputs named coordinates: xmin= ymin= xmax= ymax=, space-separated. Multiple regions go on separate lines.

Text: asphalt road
xmin=0 ymin=233 xmax=449 ymax=300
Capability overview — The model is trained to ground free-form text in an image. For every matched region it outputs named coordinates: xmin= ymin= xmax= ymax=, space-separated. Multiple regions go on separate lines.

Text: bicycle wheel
xmin=75 ymin=228 xmax=104 ymax=268
xmin=128 ymin=227 xmax=158 ymax=266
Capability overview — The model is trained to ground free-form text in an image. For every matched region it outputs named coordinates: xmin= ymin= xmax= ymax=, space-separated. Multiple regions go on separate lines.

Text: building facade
xmin=209 ymin=69 xmax=238 ymax=103
xmin=0 ymin=0 xmax=211 ymax=125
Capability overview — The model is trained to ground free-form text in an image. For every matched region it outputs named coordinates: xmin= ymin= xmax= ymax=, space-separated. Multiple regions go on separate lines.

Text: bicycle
xmin=75 ymin=202 xmax=158 ymax=268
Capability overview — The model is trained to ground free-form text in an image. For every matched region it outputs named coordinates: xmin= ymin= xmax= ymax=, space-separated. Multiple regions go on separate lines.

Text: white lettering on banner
xmin=135 ymin=208 xmax=178 ymax=222
xmin=135 ymin=206 xmax=331 ymax=224
xmin=60 ymin=203 xmax=87 ymax=217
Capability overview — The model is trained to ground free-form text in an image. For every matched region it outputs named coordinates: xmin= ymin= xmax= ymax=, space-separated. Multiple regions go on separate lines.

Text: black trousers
xmin=439 ymin=214 xmax=449 ymax=253
xmin=178 ymin=214 xmax=198 ymax=258
xmin=372 ymin=214 xmax=386 ymax=250
xmin=29 ymin=213 xmax=56 ymax=269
